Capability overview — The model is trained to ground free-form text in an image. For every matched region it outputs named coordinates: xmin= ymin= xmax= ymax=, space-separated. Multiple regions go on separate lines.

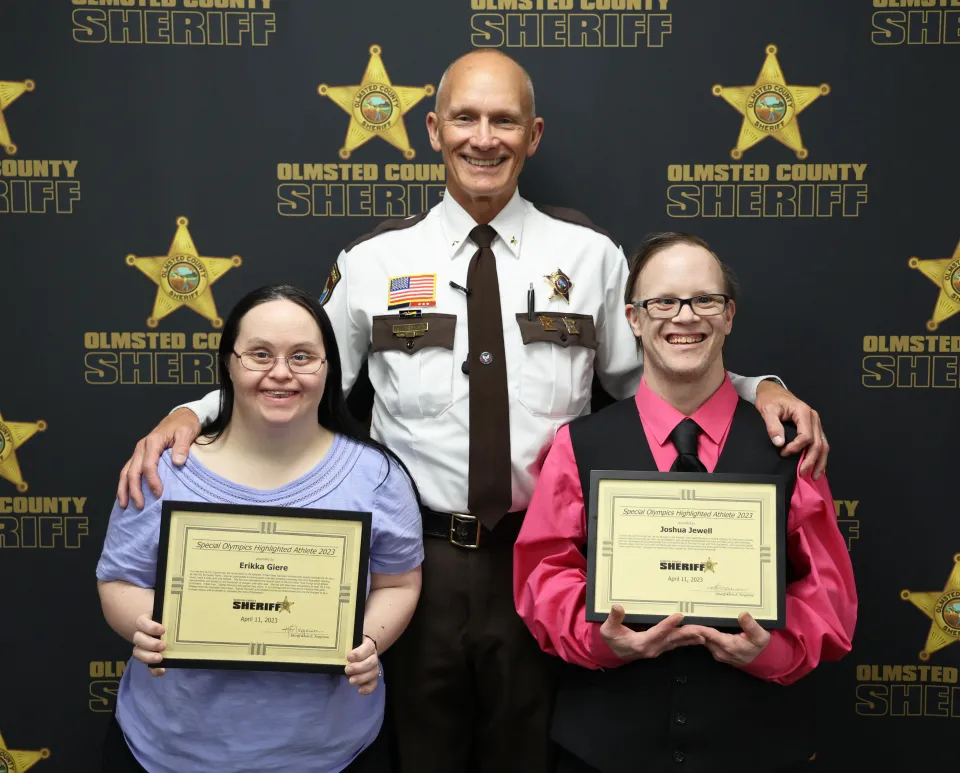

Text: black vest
xmin=554 ymin=397 xmax=816 ymax=773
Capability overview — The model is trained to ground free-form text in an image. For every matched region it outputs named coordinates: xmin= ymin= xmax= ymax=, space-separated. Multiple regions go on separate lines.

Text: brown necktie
xmin=466 ymin=224 xmax=512 ymax=528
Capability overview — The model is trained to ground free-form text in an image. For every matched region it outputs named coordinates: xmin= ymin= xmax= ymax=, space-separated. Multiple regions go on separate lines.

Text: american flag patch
xmin=387 ymin=274 xmax=437 ymax=310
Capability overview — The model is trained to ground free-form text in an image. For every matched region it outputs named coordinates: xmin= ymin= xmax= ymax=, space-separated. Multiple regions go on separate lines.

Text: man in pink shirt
xmin=513 ymin=232 xmax=857 ymax=773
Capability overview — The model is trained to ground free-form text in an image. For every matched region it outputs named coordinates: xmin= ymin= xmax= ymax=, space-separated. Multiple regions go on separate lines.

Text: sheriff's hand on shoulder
xmin=754 ymin=380 xmax=829 ymax=479
xmin=117 ymin=408 xmax=201 ymax=510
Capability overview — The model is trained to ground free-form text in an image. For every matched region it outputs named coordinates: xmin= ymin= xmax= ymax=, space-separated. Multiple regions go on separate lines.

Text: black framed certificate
xmin=586 ymin=471 xmax=787 ymax=629
xmin=153 ymin=501 xmax=371 ymax=673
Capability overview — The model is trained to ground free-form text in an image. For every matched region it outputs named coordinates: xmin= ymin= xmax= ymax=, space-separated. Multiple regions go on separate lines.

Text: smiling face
xmin=228 ymin=299 xmax=328 ymax=429
xmin=426 ymin=51 xmax=544 ymax=216
xmin=625 ymin=243 xmax=735 ymax=385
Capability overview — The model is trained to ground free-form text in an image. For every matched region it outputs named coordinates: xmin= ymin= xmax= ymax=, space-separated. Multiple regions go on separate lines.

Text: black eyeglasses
xmin=631 ymin=294 xmax=731 ymax=319
xmin=233 ymin=351 xmax=327 ymax=374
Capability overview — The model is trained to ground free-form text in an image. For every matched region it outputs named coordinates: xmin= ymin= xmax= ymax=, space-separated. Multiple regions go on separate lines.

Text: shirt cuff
xmin=728 ymin=373 xmax=786 ymax=403
xmin=588 ymin=624 xmax=628 ymax=670
xmin=760 ymin=375 xmax=787 ymax=390
xmin=739 ymin=631 xmax=794 ymax=681
xmin=172 ymin=390 xmax=220 ymax=426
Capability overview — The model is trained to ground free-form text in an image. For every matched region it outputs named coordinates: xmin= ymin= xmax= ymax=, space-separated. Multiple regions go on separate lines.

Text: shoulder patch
xmin=532 ymin=204 xmax=620 ymax=248
xmin=344 ymin=212 xmax=430 ymax=253
xmin=318 ymin=263 xmax=341 ymax=307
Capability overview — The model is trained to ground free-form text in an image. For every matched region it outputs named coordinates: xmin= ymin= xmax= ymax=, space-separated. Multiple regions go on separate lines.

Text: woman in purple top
xmin=96 ymin=285 xmax=424 ymax=773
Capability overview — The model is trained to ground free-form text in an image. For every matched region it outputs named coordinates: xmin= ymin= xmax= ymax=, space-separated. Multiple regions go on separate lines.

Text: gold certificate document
xmin=586 ymin=471 xmax=787 ymax=629
xmin=153 ymin=501 xmax=371 ymax=673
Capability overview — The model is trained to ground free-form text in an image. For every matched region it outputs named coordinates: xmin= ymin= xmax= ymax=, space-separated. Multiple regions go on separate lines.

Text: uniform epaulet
xmin=532 ymin=204 xmax=620 ymax=248
xmin=344 ymin=212 xmax=430 ymax=253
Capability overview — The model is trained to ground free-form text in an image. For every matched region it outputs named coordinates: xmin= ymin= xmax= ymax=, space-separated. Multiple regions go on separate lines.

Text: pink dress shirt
xmin=513 ymin=375 xmax=857 ymax=685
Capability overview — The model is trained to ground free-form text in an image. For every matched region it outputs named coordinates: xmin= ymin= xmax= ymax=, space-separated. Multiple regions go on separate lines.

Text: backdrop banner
xmin=1 ymin=1 xmax=957 ymax=769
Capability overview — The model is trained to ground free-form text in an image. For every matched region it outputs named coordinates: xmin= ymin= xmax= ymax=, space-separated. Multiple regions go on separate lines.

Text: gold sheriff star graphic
xmin=0 ymin=729 xmax=51 ymax=772
xmin=0 ymin=79 xmax=35 ymax=155
xmin=901 ymin=553 xmax=960 ymax=661
xmin=908 ymin=238 xmax=960 ymax=331
xmin=704 ymin=558 xmax=718 ymax=573
xmin=127 ymin=217 xmax=242 ymax=329
xmin=279 ymin=596 xmax=294 ymax=613
xmin=713 ymin=45 xmax=829 ymax=160
xmin=318 ymin=45 xmax=434 ymax=160
xmin=0 ymin=413 xmax=46 ymax=493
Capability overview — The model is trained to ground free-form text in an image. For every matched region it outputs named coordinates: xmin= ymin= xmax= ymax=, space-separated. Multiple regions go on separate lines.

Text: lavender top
xmin=96 ymin=434 xmax=423 ymax=773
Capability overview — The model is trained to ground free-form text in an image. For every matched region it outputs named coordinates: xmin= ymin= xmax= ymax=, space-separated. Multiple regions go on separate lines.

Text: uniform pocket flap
xmin=515 ymin=313 xmax=597 ymax=350
xmin=372 ymin=313 xmax=457 ymax=355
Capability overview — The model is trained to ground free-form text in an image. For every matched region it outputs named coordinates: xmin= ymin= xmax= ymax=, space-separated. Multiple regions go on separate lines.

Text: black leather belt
xmin=422 ymin=507 xmax=526 ymax=549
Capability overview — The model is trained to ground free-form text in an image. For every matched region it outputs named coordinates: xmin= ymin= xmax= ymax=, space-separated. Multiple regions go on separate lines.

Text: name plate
xmin=154 ymin=501 xmax=370 ymax=673
xmin=586 ymin=471 xmax=787 ymax=629
xmin=392 ymin=322 xmax=428 ymax=337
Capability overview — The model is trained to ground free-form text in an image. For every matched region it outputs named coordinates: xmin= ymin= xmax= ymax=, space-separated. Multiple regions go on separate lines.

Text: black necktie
xmin=465 ymin=224 xmax=512 ymax=528
xmin=669 ymin=418 xmax=707 ymax=473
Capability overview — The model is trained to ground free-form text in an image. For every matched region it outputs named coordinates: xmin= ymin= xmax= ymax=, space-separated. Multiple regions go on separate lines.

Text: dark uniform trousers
xmin=383 ymin=511 xmax=557 ymax=773
xmin=551 ymin=397 xmax=819 ymax=773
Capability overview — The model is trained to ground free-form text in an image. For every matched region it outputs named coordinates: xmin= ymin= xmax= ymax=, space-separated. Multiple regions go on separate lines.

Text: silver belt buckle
xmin=449 ymin=513 xmax=481 ymax=549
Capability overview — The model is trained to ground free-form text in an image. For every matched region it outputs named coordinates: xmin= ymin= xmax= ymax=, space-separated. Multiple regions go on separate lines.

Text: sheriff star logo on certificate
xmin=0 ymin=412 xmax=47 ymax=493
xmin=0 ymin=729 xmax=50 ymax=772
xmin=126 ymin=217 xmax=242 ymax=329
xmin=318 ymin=45 xmax=434 ymax=160
xmin=0 ymin=79 xmax=35 ymax=155
xmin=901 ymin=553 xmax=960 ymax=661
xmin=712 ymin=45 xmax=830 ymax=160
xmin=908 ymin=237 xmax=960 ymax=331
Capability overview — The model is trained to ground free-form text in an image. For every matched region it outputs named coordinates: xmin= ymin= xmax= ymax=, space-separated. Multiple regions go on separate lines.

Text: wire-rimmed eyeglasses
xmin=233 ymin=351 xmax=327 ymax=374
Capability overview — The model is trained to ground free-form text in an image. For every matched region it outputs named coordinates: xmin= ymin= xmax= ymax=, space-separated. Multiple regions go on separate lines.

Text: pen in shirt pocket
xmin=527 ymin=283 xmax=534 ymax=321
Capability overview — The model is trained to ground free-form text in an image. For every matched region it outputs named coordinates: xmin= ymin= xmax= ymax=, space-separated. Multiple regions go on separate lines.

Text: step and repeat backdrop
xmin=1 ymin=1 xmax=958 ymax=770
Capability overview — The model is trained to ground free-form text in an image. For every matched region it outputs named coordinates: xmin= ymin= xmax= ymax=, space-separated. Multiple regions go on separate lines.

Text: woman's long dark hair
xmin=202 ymin=284 xmax=421 ymax=506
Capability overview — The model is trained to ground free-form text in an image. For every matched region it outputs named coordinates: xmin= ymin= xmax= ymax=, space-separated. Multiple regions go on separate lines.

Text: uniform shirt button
xmin=674 ymin=751 xmax=684 ymax=763
xmin=675 ymin=712 xmax=686 ymax=724
xmin=675 ymin=675 xmax=687 ymax=684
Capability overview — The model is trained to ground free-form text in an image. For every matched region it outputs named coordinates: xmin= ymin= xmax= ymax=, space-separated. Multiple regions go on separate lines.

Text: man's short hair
xmin=624 ymin=232 xmax=739 ymax=352
xmin=624 ymin=232 xmax=739 ymax=307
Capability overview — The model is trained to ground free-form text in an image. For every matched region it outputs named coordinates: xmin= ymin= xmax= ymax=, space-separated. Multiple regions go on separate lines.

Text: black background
xmin=2 ymin=1 xmax=957 ymax=769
